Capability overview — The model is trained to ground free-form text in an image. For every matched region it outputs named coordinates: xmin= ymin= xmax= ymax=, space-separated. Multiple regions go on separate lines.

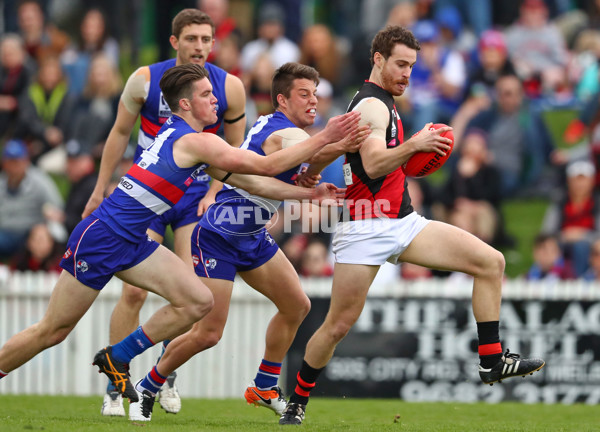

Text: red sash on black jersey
xmin=341 ymin=82 xmax=413 ymax=221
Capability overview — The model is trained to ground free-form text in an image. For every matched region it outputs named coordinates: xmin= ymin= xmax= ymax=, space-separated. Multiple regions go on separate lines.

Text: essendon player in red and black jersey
xmin=344 ymin=81 xmax=412 ymax=220
xmin=280 ymin=25 xmax=545 ymax=426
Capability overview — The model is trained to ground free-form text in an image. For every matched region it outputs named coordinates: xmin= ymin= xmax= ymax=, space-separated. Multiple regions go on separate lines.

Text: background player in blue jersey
xmin=0 ymin=64 xmax=360 ymax=407
xmin=126 ymin=62 xmax=370 ymax=422
xmin=79 ymin=9 xmax=247 ymax=415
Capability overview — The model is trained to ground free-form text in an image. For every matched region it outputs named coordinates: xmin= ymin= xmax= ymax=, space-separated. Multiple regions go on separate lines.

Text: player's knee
xmin=188 ymin=325 xmax=222 ymax=350
xmin=200 ymin=330 xmax=223 ymax=349
xmin=328 ymin=319 xmax=354 ymax=344
xmin=280 ymin=295 xmax=311 ymax=323
xmin=38 ymin=322 xmax=74 ymax=347
xmin=299 ymin=296 xmax=311 ymax=319
xmin=484 ymin=249 xmax=506 ymax=279
xmin=187 ymin=294 xmax=214 ymax=322
xmin=121 ymin=286 xmax=148 ymax=309
xmin=473 ymin=249 xmax=505 ymax=281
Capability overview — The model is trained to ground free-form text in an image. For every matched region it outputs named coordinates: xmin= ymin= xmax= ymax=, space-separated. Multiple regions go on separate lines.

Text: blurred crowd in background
xmin=2 ymin=0 xmax=600 ymax=284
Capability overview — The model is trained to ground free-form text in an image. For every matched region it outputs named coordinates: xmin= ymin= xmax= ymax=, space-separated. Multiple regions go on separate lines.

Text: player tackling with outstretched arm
xmin=278 ymin=25 xmax=545 ymax=425
xmin=0 ymin=64 xmax=360 ymax=404
xmin=80 ymin=9 xmax=247 ymax=416
xmin=126 ymin=62 xmax=370 ymax=421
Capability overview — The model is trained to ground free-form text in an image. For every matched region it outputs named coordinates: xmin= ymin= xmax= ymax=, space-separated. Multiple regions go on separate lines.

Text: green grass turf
xmin=0 ymin=396 xmax=597 ymax=432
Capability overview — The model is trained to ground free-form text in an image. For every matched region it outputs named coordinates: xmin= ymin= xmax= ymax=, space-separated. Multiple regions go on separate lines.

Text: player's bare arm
xmin=301 ymin=124 xmax=371 ymax=182
xmin=222 ymin=73 xmax=247 ymax=146
xmin=261 ymin=112 xmax=365 ymax=179
xmin=82 ymin=67 xmax=150 ymax=218
xmin=205 ymin=166 xmax=345 ymax=204
xmin=264 ymin=128 xmax=319 ymax=188
xmin=196 ymin=73 xmax=247 ymax=216
xmin=357 ymin=98 xmax=452 ymax=179
xmin=176 ymin=112 xmax=361 ymax=176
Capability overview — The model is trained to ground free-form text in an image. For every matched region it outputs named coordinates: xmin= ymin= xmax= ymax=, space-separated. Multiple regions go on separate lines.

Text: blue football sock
xmin=156 ymin=339 xmax=171 ymax=362
xmin=254 ymin=359 xmax=282 ymax=389
xmin=111 ymin=326 xmax=155 ymax=364
xmin=138 ymin=366 xmax=167 ymax=396
xmin=106 ymin=381 xmax=117 ymax=392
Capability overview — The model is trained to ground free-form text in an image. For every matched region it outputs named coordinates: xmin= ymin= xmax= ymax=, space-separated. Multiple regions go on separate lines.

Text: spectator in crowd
xmin=63 ymin=139 xmax=97 ymax=235
xmin=208 ymin=25 xmax=243 ymax=77
xmin=585 ymin=0 xmax=600 ymax=29
xmin=504 ymin=0 xmax=569 ymax=100
xmin=240 ymin=3 xmax=299 ymax=74
xmin=526 ymin=233 xmax=574 ymax=280
xmin=541 ymin=159 xmax=600 ymax=277
xmin=299 ymin=239 xmax=334 ymax=278
xmin=60 ymin=8 xmax=120 ymax=97
xmin=405 ymin=19 xmax=467 ymax=135
xmin=451 ymin=30 xmax=516 ymax=146
xmin=278 ymin=231 xmax=306 ymax=272
xmin=437 ymin=129 xmax=503 ymax=246
xmin=386 ymin=0 xmax=418 ymax=29
xmin=467 ymin=73 xmax=550 ymax=196
xmin=581 ymin=91 xmax=600 ymax=187
xmin=468 ymin=30 xmax=516 ymax=100
xmin=70 ymin=54 xmax=122 ymax=159
xmin=0 ymin=34 xmax=31 ymax=141
xmin=0 ymin=139 xmax=65 ymax=259
xmin=244 ymin=53 xmax=277 ymax=122
xmin=434 ymin=0 xmax=492 ymax=37
xmin=433 ymin=4 xmax=478 ymax=59
xmin=15 ymin=54 xmax=75 ymax=169
xmin=299 ymin=24 xmax=347 ymax=92
xmin=569 ymin=29 xmax=600 ymax=104
xmin=17 ymin=0 xmax=69 ymax=68
xmin=351 ymin=0 xmax=419 ymax=88
xmin=582 ymin=237 xmax=600 ymax=281
xmin=9 ymin=222 xmax=62 ymax=272
xmin=357 ymin=0 xmax=403 ymax=39
xmin=198 ymin=0 xmax=242 ymax=65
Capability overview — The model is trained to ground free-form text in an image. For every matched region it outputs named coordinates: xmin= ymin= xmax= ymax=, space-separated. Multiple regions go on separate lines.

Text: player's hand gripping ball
xmin=403 ymin=123 xmax=454 ymax=177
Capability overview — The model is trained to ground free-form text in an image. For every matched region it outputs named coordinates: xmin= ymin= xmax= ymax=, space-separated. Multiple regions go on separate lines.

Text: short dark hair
xmin=271 ymin=62 xmax=320 ymax=109
xmin=17 ymin=0 xmax=42 ymax=11
xmin=172 ymin=8 xmax=214 ymax=39
xmin=159 ymin=63 xmax=210 ymax=112
xmin=370 ymin=25 xmax=420 ymax=66
xmin=533 ymin=233 xmax=558 ymax=247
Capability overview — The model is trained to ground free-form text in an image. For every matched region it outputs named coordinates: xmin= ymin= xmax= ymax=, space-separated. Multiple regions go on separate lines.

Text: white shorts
xmin=332 ymin=211 xmax=430 ymax=265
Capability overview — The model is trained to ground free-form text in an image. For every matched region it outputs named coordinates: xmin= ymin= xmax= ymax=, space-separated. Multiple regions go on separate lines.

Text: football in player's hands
xmin=403 ymin=123 xmax=454 ymax=177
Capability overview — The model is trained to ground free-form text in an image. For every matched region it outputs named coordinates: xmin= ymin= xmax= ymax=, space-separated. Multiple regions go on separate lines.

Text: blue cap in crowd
xmin=434 ymin=6 xmax=463 ymax=38
xmin=412 ymin=20 xmax=440 ymax=43
xmin=2 ymin=139 xmax=28 ymax=160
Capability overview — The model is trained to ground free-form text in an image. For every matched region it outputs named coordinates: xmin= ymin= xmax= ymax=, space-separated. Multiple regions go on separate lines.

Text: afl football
xmin=403 ymin=123 xmax=454 ymax=177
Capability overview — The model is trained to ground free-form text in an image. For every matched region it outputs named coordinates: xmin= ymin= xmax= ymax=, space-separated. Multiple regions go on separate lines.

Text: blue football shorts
xmin=191 ymin=224 xmax=279 ymax=281
xmin=60 ymin=215 xmax=160 ymax=290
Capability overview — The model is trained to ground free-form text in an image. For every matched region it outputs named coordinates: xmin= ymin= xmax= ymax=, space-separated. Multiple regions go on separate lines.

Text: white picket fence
xmin=1 ymin=267 xmax=600 ymax=398
xmin=0 ymin=270 xmax=278 ymax=398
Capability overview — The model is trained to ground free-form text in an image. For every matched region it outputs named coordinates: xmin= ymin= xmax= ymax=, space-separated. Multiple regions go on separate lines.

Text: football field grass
xmin=0 ymin=395 xmax=597 ymax=432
